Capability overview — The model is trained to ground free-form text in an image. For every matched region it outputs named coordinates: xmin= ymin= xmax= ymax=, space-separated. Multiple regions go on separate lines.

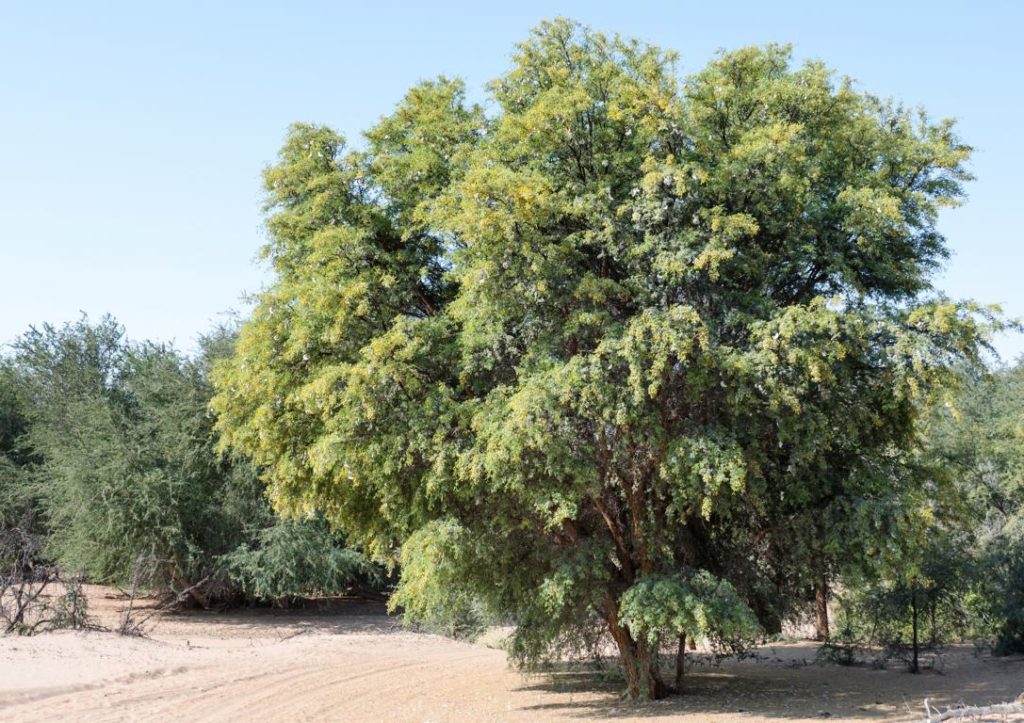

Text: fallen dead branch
xmin=922 ymin=697 xmax=1024 ymax=721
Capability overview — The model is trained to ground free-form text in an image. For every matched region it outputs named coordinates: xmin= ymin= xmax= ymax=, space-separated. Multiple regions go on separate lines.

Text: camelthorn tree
xmin=212 ymin=19 xmax=992 ymax=698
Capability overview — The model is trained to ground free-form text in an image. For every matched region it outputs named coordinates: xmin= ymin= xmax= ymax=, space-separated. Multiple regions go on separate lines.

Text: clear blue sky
xmin=2 ymin=1 xmax=1021 ymax=361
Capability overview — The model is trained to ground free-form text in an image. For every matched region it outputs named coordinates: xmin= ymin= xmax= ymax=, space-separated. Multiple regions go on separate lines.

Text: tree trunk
xmin=604 ymin=597 xmax=669 ymax=700
xmin=623 ymin=636 xmax=668 ymax=700
xmin=910 ymin=588 xmax=920 ymax=674
xmin=675 ymin=633 xmax=686 ymax=691
xmin=814 ymin=574 xmax=830 ymax=641
xmin=929 ymin=598 xmax=938 ymax=646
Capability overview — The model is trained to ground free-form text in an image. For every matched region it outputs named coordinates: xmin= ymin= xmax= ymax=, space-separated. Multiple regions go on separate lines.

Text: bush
xmin=619 ymin=571 xmax=761 ymax=655
xmin=823 ymin=543 xmax=989 ymax=672
xmin=0 ymin=363 xmax=44 ymax=572
xmin=1 ymin=562 xmax=93 ymax=635
xmin=223 ymin=516 xmax=382 ymax=604
xmin=44 ymin=575 xmax=92 ymax=631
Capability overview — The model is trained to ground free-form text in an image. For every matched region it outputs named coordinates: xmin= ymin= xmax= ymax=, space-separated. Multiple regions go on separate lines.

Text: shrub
xmin=223 ymin=516 xmax=382 ymax=604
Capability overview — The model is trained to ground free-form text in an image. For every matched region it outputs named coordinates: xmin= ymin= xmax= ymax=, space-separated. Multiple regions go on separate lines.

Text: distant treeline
xmin=0 ymin=315 xmax=383 ymax=607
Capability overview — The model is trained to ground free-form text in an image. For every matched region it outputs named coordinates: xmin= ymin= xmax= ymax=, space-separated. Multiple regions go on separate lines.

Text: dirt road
xmin=0 ymin=587 xmax=1020 ymax=722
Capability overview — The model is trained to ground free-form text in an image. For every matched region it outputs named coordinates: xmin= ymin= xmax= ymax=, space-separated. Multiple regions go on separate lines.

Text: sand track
xmin=1 ymin=587 xmax=1021 ymax=722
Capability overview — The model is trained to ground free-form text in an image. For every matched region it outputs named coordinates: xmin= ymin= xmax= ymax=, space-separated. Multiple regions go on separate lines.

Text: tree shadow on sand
xmin=157 ymin=597 xmax=403 ymax=637
xmin=511 ymin=647 xmax=1024 ymax=720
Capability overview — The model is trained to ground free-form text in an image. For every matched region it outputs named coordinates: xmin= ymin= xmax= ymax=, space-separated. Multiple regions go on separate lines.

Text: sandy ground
xmin=0 ymin=586 xmax=1022 ymax=722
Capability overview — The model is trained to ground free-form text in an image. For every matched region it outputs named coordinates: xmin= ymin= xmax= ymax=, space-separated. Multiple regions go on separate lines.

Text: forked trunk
xmin=604 ymin=598 xmax=669 ymax=700
xmin=618 ymin=634 xmax=669 ymax=700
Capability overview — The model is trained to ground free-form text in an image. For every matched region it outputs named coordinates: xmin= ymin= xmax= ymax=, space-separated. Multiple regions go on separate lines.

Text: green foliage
xmin=212 ymin=19 xmax=997 ymax=697
xmin=827 ymin=360 xmax=1024 ymax=661
xmin=815 ymin=637 xmax=860 ymax=667
xmin=843 ymin=551 xmax=981 ymax=647
xmin=985 ymin=544 xmax=1024 ymax=654
xmin=0 ymin=360 xmax=42 ymax=569
xmin=619 ymin=571 xmax=759 ymax=653
xmin=223 ymin=515 xmax=380 ymax=604
xmin=821 ymin=529 xmax=1005 ymax=669
xmin=13 ymin=317 xmax=259 ymax=588
xmin=388 ymin=519 xmax=497 ymax=639
xmin=929 ymin=361 xmax=1024 ymax=654
xmin=4 ymin=316 xmax=378 ymax=604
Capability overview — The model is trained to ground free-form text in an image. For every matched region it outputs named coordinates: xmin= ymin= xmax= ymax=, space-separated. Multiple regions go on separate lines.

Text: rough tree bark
xmin=604 ymin=596 xmax=669 ymax=699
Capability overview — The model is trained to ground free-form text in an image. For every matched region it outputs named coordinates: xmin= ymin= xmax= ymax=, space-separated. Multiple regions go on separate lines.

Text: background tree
xmin=212 ymin=19 xmax=994 ymax=698
xmin=929 ymin=361 xmax=1024 ymax=654
xmin=8 ymin=316 xmax=378 ymax=605
xmin=0 ymin=360 xmax=43 ymax=570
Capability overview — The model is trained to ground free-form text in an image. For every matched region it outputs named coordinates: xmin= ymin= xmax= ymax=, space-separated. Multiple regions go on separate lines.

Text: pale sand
xmin=1 ymin=586 xmax=1021 ymax=722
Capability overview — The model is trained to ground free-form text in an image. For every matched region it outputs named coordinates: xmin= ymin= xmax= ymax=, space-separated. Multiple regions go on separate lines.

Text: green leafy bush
xmin=619 ymin=571 xmax=761 ymax=654
xmin=982 ymin=541 xmax=1024 ymax=654
xmin=820 ymin=540 xmax=992 ymax=672
xmin=223 ymin=516 xmax=381 ymax=604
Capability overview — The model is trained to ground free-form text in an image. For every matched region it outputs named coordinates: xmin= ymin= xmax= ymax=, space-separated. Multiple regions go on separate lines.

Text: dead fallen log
xmin=922 ymin=698 xmax=1024 ymax=722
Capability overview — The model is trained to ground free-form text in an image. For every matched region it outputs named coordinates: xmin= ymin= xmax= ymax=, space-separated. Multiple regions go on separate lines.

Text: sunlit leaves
xmin=211 ymin=18 xmax=995 ymax=682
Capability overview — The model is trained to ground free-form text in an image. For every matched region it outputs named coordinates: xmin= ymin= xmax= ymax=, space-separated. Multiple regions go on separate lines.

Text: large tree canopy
xmin=212 ymin=19 xmax=993 ymax=698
